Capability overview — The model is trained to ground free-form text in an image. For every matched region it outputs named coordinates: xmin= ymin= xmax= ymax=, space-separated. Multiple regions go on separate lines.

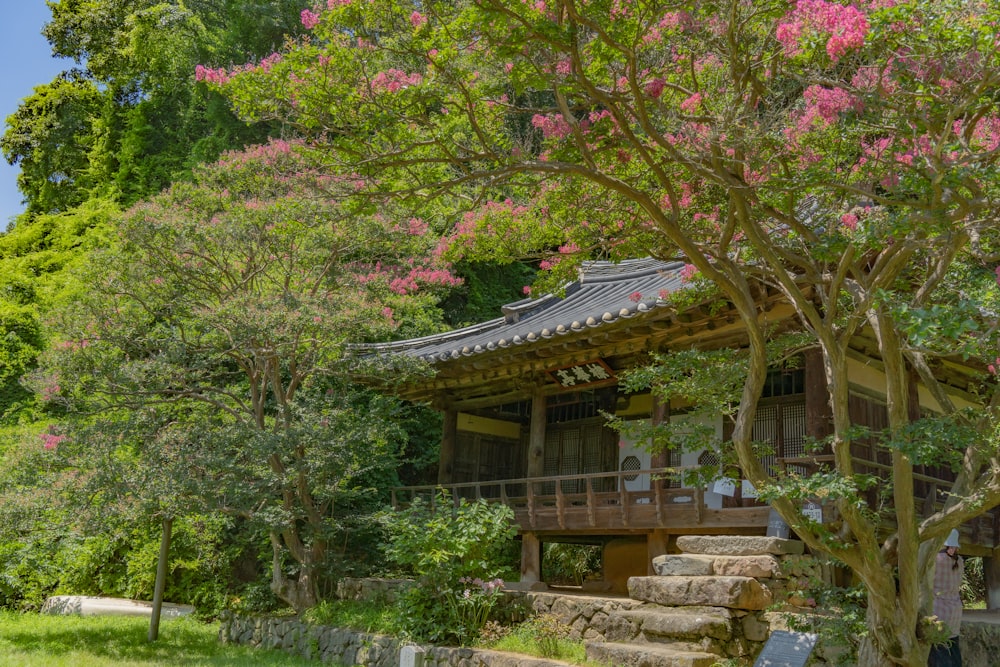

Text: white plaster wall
xmin=671 ymin=412 xmax=726 ymax=510
xmin=617 ymin=432 xmax=651 ymax=492
xmin=617 ymin=411 xmax=726 ymax=509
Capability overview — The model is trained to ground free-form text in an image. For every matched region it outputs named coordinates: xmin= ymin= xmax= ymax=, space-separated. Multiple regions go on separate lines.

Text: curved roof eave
xmin=350 ymin=258 xmax=690 ymax=364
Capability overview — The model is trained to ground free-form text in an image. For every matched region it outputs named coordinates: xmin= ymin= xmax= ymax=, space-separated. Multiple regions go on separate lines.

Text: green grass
xmin=0 ymin=612 xmax=320 ymax=666
xmin=477 ymin=615 xmax=603 ymax=666
xmin=302 ymin=598 xmax=397 ymax=634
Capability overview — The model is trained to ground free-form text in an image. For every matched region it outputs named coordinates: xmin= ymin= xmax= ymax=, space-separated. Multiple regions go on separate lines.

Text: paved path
xmin=41 ymin=596 xmax=194 ymax=618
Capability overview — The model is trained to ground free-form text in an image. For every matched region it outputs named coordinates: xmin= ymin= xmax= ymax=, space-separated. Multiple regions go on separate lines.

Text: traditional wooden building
xmin=357 ymin=258 xmax=998 ymax=595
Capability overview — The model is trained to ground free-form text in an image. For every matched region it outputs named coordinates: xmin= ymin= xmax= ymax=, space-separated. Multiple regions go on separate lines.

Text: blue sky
xmin=1 ymin=3 xmax=71 ymax=230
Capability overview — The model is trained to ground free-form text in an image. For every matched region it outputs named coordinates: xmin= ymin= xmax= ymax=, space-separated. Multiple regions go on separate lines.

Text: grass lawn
xmin=0 ymin=611 xmax=319 ymax=666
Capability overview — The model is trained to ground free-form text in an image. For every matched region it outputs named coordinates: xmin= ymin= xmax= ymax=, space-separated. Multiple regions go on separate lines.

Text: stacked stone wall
xmin=218 ymin=611 xmax=574 ymax=666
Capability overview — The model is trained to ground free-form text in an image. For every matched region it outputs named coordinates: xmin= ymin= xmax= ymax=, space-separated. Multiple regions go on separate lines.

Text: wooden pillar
xmin=520 ymin=532 xmax=541 ymax=584
xmin=438 ymin=408 xmax=458 ymax=485
xmin=986 ymin=553 xmax=1000 ymax=610
xmin=804 ymin=349 xmax=833 ymax=441
xmin=527 ymin=389 xmax=546 ymax=479
xmin=646 ymin=530 xmax=669 ymax=575
xmin=650 ymin=395 xmax=668 ymax=473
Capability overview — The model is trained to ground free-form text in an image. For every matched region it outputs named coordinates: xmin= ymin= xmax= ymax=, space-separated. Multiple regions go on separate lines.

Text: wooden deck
xmin=391 ymin=468 xmax=771 ymax=535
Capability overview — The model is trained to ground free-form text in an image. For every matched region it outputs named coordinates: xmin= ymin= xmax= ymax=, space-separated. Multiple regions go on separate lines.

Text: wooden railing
xmin=391 ymin=460 xmax=999 ymax=547
xmin=391 ymin=468 xmax=771 ymax=532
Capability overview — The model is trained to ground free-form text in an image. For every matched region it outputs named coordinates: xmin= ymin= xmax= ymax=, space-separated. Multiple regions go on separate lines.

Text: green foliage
xmin=1 ymin=73 xmax=102 ymax=215
xmin=381 ymin=493 xmax=517 ymax=580
xmin=484 ymin=614 xmax=584 ymax=664
xmin=0 ymin=420 xmax=247 ymax=616
xmin=440 ymin=261 xmax=538 ymax=327
xmin=541 ymin=543 xmax=601 ymax=586
xmin=0 ymin=303 xmax=43 ymax=421
xmin=32 ymin=141 xmax=459 ymax=609
xmin=882 ymin=412 xmax=980 ymax=470
xmin=782 ymin=584 xmax=868 ymax=667
xmin=380 ymin=493 xmax=517 ymax=644
xmin=962 ymin=556 xmax=985 ymax=607
xmin=621 ymin=349 xmax=748 ymax=419
xmin=302 ymin=598 xmax=397 ymax=634
xmin=9 ymin=0 xmax=306 ymax=215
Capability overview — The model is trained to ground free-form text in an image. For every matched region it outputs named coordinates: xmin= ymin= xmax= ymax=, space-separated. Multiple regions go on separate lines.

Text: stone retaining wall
xmin=224 ymin=580 xmax=1000 ymax=666
xmin=217 ymin=611 xmax=573 ymax=666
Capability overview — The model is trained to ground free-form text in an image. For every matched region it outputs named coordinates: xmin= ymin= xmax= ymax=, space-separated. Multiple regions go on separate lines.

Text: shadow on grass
xmin=0 ymin=612 xmax=316 ymax=666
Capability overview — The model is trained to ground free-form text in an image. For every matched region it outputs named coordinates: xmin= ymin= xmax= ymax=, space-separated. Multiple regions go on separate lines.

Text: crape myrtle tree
xmin=38 ymin=140 xmax=461 ymax=611
xmin=202 ymin=1 xmax=1000 ymax=662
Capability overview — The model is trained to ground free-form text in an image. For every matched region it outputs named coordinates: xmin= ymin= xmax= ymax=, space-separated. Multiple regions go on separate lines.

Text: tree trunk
xmin=269 ymin=531 xmax=321 ymax=611
xmin=856 ymin=590 xmax=932 ymax=666
xmin=148 ymin=517 xmax=173 ymax=642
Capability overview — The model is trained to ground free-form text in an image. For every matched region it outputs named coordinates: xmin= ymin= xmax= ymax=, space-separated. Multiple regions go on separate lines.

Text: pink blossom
xmin=194 ymin=64 xmax=231 ymax=85
xmin=531 ymin=113 xmax=573 ymax=139
xmin=370 ymin=69 xmax=423 ymax=93
xmin=679 ymin=92 xmax=702 ymax=113
xmin=300 ymin=9 xmax=320 ymax=29
xmin=629 ymin=291 xmax=643 ymax=303
xmin=841 ymin=213 xmax=858 ymax=230
xmin=523 ymin=286 xmax=532 ymax=295
xmin=680 ymin=264 xmax=699 ymax=282
xmin=327 ymin=0 xmax=351 ymax=7
xmin=410 ymin=11 xmax=427 ymax=28
xmin=777 ymin=0 xmax=869 ymax=62
xmin=40 ymin=430 xmax=67 ymax=451
xmin=995 ymin=266 xmax=1000 ymax=287
xmin=645 ymin=78 xmax=665 ymax=99
xmin=406 ymin=218 xmax=428 ymax=235
xmin=794 ymin=85 xmax=860 ymax=136
xmin=989 ymin=356 xmax=1000 ymax=375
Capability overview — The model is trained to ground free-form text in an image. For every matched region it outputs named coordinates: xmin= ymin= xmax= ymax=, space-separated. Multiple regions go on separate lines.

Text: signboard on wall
xmin=547 ymin=359 xmax=615 ymax=388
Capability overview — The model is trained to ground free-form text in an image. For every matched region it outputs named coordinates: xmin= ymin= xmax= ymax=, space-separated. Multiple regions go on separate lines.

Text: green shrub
xmin=380 ymin=492 xmax=518 ymax=644
xmin=485 ymin=613 xmax=583 ymax=663
xmin=542 ymin=542 xmax=601 ymax=585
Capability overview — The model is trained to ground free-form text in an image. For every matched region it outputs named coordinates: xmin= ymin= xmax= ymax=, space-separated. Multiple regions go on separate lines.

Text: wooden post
xmin=986 ymin=552 xmax=1000 ymax=610
xmin=527 ymin=389 xmax=546 ymax=502
xmin=520 ymin=532 xmax=541 ymax=584
xmin=148 ymin=516 xmax=173 ymax=642
xmin=650 ymin=395 xmax=668 ymax=473
xmin=804 ymin=349 xmax=833 ymax=441
xmin=438 ymin=408 xmax=458 ymax=485
xmin=647 ymin=530 xmax=668 ymax=575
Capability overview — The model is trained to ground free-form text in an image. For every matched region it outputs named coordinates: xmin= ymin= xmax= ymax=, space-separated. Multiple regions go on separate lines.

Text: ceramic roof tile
xmin=354 ymin=258 xmax=688 ymax=362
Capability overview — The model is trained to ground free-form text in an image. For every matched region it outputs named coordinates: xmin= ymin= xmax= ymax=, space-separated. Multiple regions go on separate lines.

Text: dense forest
xmin=0 ymin=0 xmax=528 ymax=615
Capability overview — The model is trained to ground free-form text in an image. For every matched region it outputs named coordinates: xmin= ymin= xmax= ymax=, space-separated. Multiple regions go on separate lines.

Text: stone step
xmin=629 ymin=575 xmax=772 ymax=610
xmin=586 ymin=641 xmax=720 ymax=667
xmin=619 ymin=605 xmax=735 ymax=642
xmin=653 ymin=553 xmax=781 ymax=578
xmin=676 ymin=535 xmax=804 ymax=556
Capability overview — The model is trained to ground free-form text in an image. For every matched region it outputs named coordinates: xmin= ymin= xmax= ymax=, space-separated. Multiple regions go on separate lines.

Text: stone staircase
xmin=527 ymin=535 xmax=821 ymax=667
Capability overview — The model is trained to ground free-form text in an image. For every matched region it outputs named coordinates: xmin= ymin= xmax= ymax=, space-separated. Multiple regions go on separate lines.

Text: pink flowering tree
xmin=39 ymin=140 xmax=460 ymax=610
xmin=208 ymin=1 xmax=1000 ymax=661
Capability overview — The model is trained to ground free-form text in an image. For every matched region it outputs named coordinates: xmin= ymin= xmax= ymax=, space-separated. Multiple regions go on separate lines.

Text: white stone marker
xmin=399 ymin=644 xmax=425 ymax=667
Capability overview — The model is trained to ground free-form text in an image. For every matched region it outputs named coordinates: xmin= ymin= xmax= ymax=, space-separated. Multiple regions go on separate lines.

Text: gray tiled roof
xmin=357 ymin=258 xmax=688 ymax=362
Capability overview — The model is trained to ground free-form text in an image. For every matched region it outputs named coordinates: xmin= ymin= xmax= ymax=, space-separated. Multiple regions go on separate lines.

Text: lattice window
xmin=543 ymin=420 xmax=613 ymax=493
